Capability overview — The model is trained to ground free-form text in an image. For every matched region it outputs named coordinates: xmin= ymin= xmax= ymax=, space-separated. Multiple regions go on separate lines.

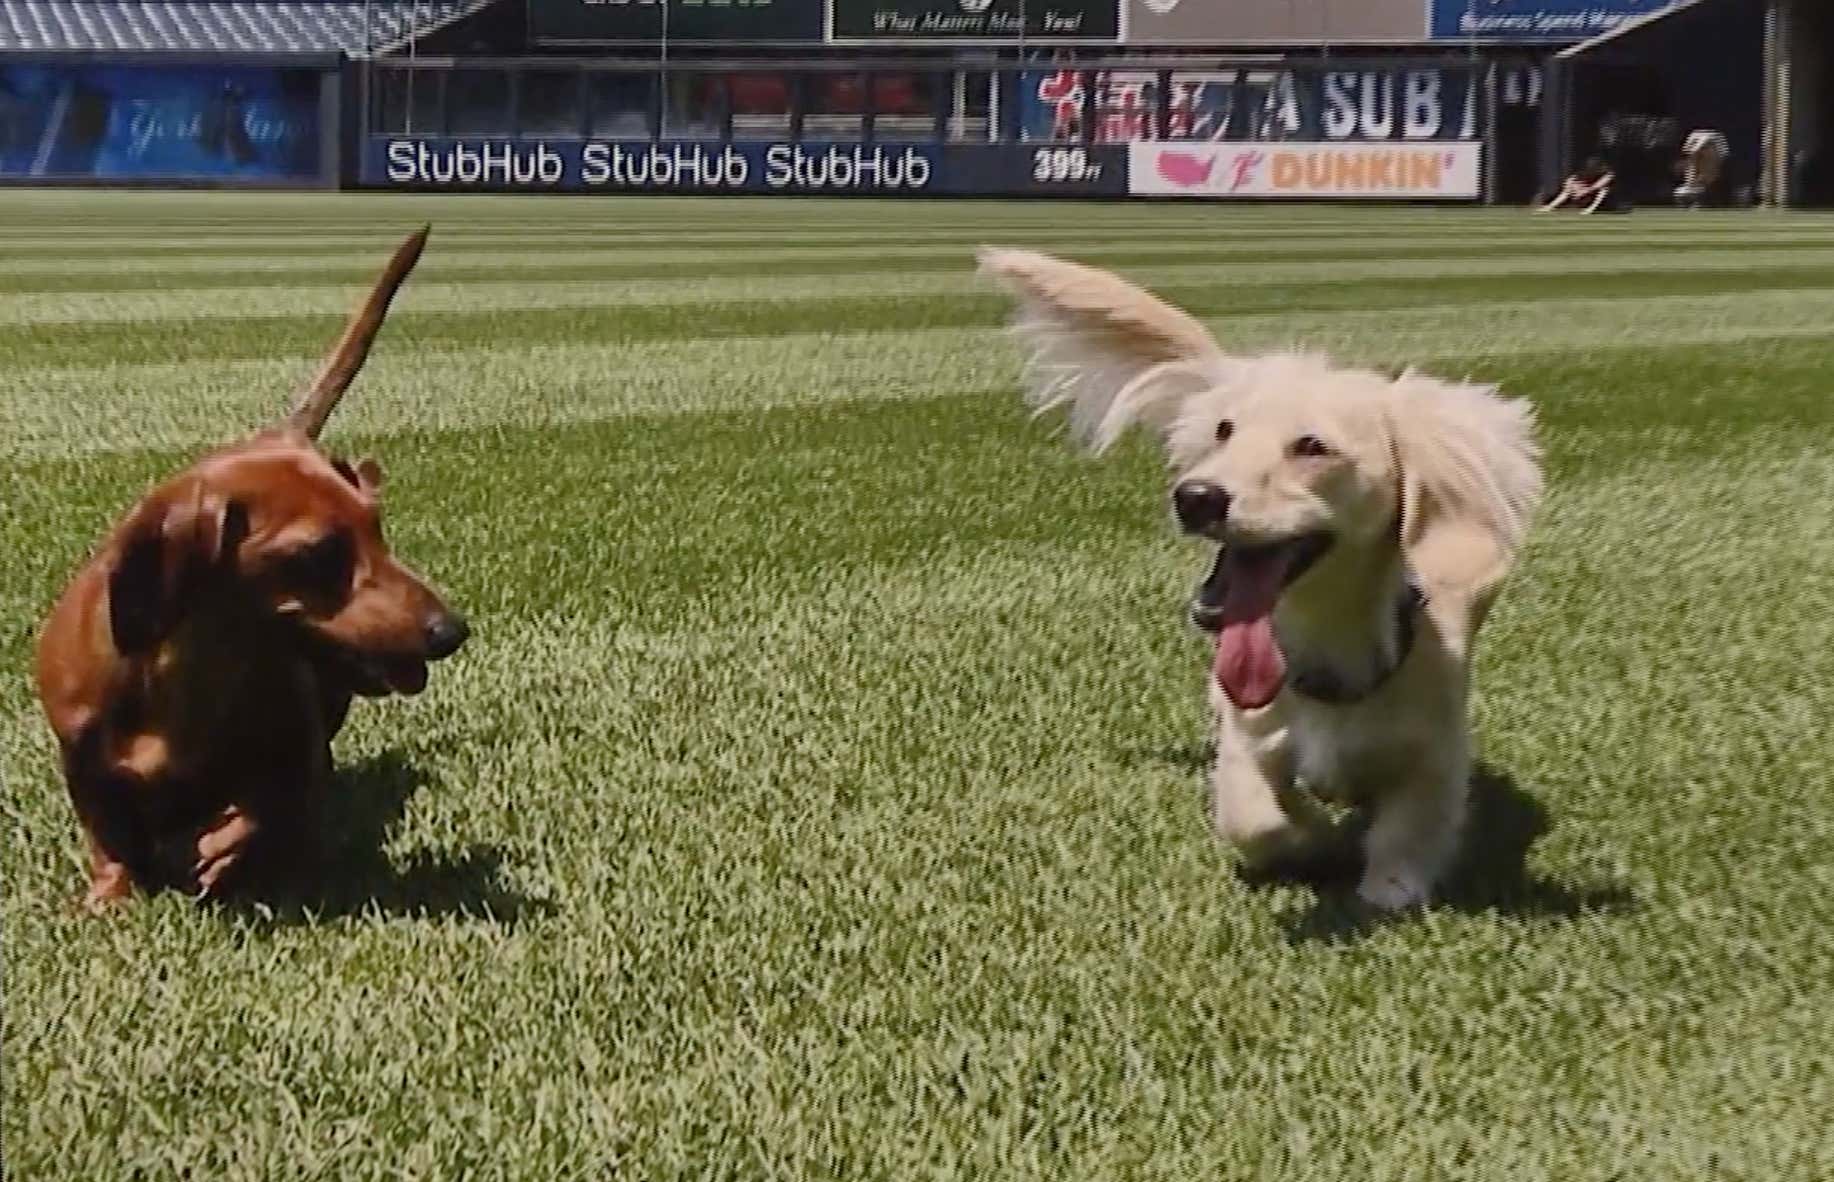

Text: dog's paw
xmin=190 ymin=806 xmax=259 ymax=898
xmin=1232 ymin=823 xmax=1323 ymax=871
xmin=193 ymin=850 xmax=244 ymax=898
xmin=81 ymin=876 xmax=134 ymax=914
xmin=1356 ymin=870 xmax=1431 ymax=912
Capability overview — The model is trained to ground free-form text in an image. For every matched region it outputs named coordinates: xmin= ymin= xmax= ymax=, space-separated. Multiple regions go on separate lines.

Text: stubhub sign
xmin=368 ymin=139 xmax=940 ymax=193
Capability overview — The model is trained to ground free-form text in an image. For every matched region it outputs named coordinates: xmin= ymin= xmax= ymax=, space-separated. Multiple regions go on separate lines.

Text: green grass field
xmin=3 ymin=192 xmax=1832 ymax=1180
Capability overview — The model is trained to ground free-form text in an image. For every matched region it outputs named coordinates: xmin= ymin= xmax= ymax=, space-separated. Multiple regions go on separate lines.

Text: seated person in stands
xmin=1539 ymin=156 xmax=1619 ymax=214
xmin=1675 ymin=130 xmax=1729 ymax=207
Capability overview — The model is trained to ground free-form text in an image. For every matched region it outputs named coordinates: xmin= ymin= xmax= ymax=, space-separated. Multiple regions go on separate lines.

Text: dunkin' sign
xmin=1128 ymin=142 xmax=1481 ymax=199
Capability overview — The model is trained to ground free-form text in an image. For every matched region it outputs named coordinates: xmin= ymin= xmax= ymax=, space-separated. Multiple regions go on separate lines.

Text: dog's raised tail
xmin=287 ymin=224 xmax=430 ymax=441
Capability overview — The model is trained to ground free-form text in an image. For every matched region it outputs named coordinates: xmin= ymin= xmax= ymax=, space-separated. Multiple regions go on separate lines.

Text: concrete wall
xmin=1784 ymin=0 xmax=1834 ymax=202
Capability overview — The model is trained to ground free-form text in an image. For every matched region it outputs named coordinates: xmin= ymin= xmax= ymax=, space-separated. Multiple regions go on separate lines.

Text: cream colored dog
xmin=979 ymin=249 xmax=1542 ymax=910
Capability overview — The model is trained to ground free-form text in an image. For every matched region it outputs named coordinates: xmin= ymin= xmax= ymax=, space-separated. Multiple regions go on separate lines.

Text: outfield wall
xmin=355 ymin=59 xmax=1494 ymax=200
xmin=362 ymin=137 xmax=1483 ymax=199
xmin=0 ymin=51 xmax=1529 ymax=198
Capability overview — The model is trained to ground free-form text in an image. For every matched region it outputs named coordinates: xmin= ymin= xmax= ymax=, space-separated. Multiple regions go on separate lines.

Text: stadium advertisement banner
xmin=1020 ymin=66 xmax=1482 ymax=145
xmin=528 ymin=0 xmax=824 ymax=44
xmin=0 ymin=64 xmax=321 ymax=182
xmin=1129 ymin=142 xmax=1481 ymax=199
xmin=828 ymin=0 xmax=1119 ymax=42
xmin=362 ymin=138 xmax=1127 ymax=195
xmin=1427 ymin=0 xmax=1674 ymax=41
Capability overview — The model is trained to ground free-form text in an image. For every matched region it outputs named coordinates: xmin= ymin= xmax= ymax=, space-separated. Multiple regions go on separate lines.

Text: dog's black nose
xmin=423 ymin=612 xmax=469 ymax=660
xmin=1173 ymin=480 xmax=1232 ymax=533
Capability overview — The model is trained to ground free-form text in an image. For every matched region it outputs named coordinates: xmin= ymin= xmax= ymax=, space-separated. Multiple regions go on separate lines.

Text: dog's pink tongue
xmin=1214 ymin=554 xmax=1289 ymax=710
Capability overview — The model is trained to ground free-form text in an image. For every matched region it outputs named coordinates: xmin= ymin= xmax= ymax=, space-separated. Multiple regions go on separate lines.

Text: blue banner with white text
xmin=0 ymin=64 xmax=321 ymax=181
xmin=1427 ymin=0 xmax=1675 ymax=42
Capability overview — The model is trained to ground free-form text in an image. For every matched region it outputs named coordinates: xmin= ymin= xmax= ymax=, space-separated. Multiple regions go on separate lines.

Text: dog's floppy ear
xmin=977 ymin=248 xmax=1227 ymax=452
xmin=108 ymin=480 xmax=247 ymax=654
xmin=331 ymin=456 xmax=384 ymax=495
xmin=352 ymin=457 xmax=384 ymax=493
xmin=1386 ymin=372 xmax=1543 ymax=609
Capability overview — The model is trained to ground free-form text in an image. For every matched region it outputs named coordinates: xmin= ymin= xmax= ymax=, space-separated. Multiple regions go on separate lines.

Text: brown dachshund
xmin=35 ymin=228 xmax=469 ymax=911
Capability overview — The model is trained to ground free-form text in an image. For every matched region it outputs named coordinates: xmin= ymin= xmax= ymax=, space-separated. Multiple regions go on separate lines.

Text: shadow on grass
xmin=1278 ymin=767 xmax=1636 ymax=945
xmin=1120 ymin=743 xmax=1635 ymax=944
xmin=218 ymin=751 xmax=552 ymax=929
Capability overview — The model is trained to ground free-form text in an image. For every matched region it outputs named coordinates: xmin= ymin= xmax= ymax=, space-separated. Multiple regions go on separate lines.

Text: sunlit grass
xmin=3 ymin=194 xmax=1831 ymax=1180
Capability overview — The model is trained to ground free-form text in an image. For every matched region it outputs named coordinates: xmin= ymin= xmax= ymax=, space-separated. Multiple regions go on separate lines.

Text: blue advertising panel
xmin=361 ymin=138 xmax=1128 ymax=196
xmin=1428 ymin=0 xmax=1675 ymax=42
xmin=1018 ymin=66 xmax=1482 ymax=144
xmin=0 ymin=65 xmax=321 ymax=182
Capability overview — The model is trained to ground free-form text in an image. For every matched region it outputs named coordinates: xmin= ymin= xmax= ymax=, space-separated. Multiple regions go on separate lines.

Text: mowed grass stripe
xmin=0 ymin=331 xmax=1018 ymax=462
xmin=9 ymin=225 xmax=1834 ymax=259
xmin=0 ymin=236 xmax=1707 ymax=295
xmin=14 ymin=268 xmax=1834 ymax=375
xmin=8 ymin=365 xmax=1832 ymax=636
xmin=17 ymin=232 xmax=1834 ymax=283
xmin=15 ymin=249 xmax=1834 ymax=325
xmin=4 ymin=201 xmax=1831 ymax=239
xmin=14 ymin=290 xmax=1834 ymax=460
xmin=5 ymin=188 xmax=1829 ymax=233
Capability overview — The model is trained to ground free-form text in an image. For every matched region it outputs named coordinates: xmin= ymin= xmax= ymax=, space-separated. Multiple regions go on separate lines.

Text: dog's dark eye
xmin=1290 ymin=434 xmax=1334 ymax=458
xmin=280 ymin=532 xmax=353 ymax=595
xmin=1216 ymin=420 xmax=1234 ymax=443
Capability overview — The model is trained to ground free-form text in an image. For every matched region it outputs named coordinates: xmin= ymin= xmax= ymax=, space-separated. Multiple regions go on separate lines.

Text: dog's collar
xmin=1286 ymin=581 xmax=1425 ymax=706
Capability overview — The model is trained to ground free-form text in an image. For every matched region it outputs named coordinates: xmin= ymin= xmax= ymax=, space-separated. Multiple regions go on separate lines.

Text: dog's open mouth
xmin=313 ymin=642 xmax=429 ymax=697
xmin=364 ymin=655 xmax=429 ymax=696
xmin=1190 ymin=533 xmax=1332 ymax=711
